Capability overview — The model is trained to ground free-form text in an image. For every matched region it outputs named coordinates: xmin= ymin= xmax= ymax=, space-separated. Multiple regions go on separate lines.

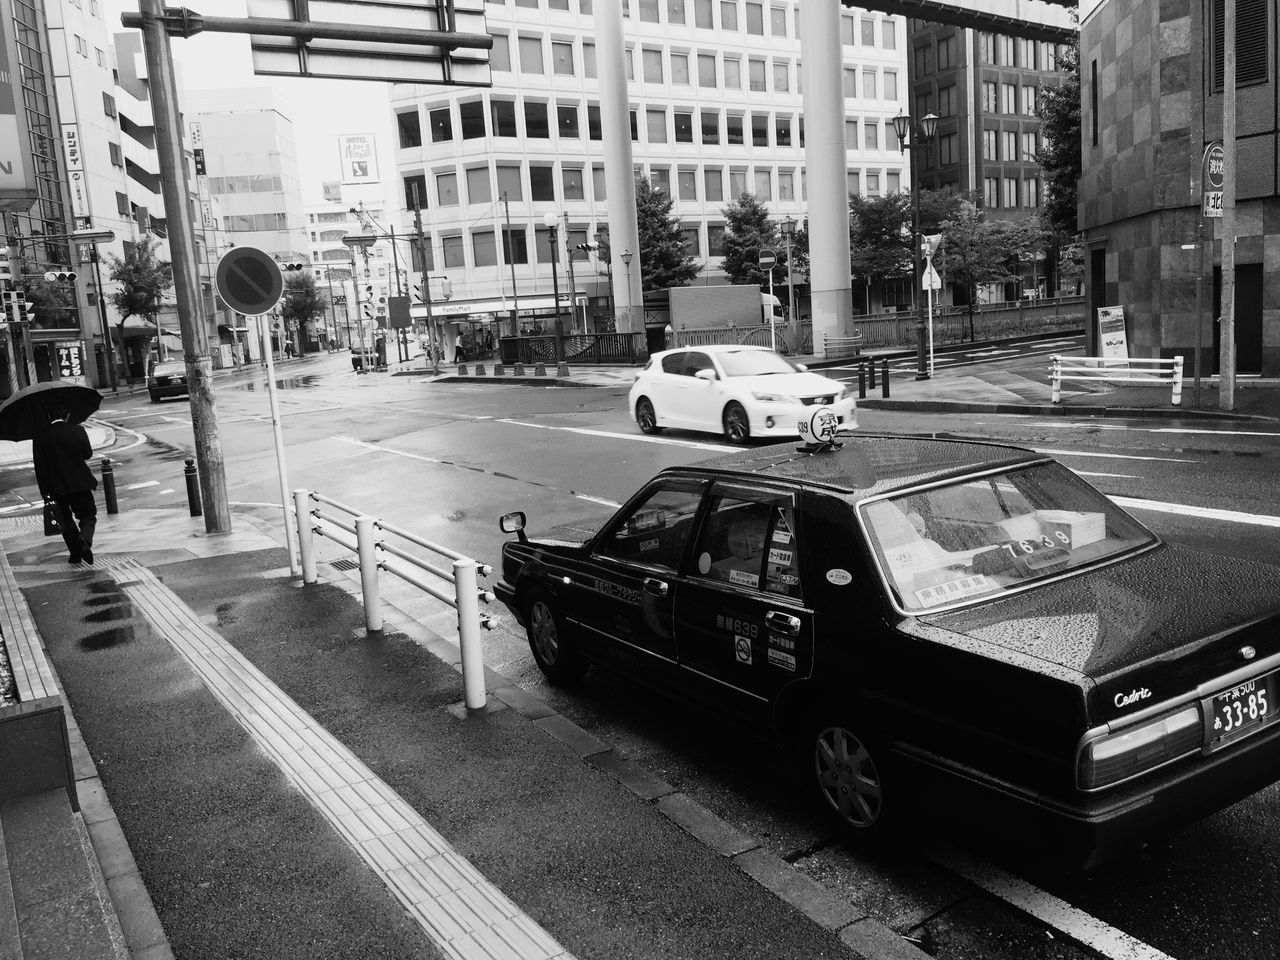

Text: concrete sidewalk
xmin=0 ymin=506 xmax=906 ymax=960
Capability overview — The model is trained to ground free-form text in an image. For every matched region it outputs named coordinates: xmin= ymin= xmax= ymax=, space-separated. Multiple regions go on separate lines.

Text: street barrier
xmin=822 ymin=332 xmax=864 ymax=359
xmin=184 ymin=458 xmax=201 ymax=517
xmin=853 ymin=357 xmax=891 ymax=399
xmin=100 ymin=459 xmax=118 ymax=515
xmin=1050 ymin=355 xmax=1184 ymax=405
xmin=293 ymin=489 xmax=497 ymax=710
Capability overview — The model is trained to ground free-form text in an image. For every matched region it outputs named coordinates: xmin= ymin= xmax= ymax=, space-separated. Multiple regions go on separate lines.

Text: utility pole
xmin=1220 ymin=0 xmax=1237 ymax=411
xmin=412 ymin=186 xmax=439 ymax=375
xmin=137 ymin=0 xmax=231 ymax=531
xmin=563 ymin=213 xmax=578 ymax=334
xmin=390 ymin=226 xmax=405 ymax=362
xmin=504 ymin=194 xmax=520 ymax=337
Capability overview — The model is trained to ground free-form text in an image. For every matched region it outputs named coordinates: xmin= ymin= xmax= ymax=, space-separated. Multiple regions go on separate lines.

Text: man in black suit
xmin=33 ymin=400 xmax=98 ymax=564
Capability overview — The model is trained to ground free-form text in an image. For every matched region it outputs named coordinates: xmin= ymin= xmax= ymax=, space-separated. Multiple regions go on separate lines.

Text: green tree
xmin=1036 ymin=34 xmax=1081 ymax=237
xmin=27 ymin=278 xmax=75 ymax=327
xmin=720 ymin=193 xmax=779 ymax=286
xmin=938 ymin=201 xmax=1020 ymax=340
xmin=280 ymin=270 xmax=325 ymax=353
xmin=636 ymin=177 xmax=702 ymax=291
xmin=106 ymin=235 xmax=173 ymax=373
xmin=849 ymin=192 xmax=912 ymax=285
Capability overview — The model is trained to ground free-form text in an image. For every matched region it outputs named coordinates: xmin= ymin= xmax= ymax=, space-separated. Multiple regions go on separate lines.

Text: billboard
xmin=0 ymin=0 xmax=37 ymax=211
xmin=337 ymin=134 xmax=378 ymax=184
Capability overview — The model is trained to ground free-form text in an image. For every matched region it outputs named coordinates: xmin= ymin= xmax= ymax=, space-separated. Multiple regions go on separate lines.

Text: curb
xmin=311 ymin=559 xmax=931 ymax=960
xmin=857 ymin=398 xmax=1278 ymax=422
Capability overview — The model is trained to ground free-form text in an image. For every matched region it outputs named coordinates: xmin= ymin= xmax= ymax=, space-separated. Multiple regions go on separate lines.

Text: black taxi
xmin=494 ymin=435 xmax=1280 ymax=866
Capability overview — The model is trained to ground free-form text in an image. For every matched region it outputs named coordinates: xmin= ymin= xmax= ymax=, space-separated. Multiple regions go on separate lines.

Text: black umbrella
xmin=0 ymin=382 xmax=102 ymax=442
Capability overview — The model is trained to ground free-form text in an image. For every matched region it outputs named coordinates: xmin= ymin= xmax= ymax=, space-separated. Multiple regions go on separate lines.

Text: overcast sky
xmin=105 ymin=0 xmax=395 ymax=209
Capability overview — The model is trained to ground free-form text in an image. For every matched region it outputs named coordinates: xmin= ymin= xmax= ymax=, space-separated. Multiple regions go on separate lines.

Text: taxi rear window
xmin=860 ymin=462 xmax=1157 ymax=613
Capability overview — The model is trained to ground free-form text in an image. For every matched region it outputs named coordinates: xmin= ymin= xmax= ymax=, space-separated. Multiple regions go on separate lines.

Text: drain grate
xmin=329 ymin=557 xmax=359 ymax=572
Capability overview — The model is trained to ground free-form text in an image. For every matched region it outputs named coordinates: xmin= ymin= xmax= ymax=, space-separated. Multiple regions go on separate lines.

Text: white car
xmin=628 ymin=344 xmax=857 ymax=443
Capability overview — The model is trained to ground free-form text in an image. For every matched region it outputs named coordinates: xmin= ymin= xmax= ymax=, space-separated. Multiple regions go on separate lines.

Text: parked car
xmin=628 ymin=345 xmax=856 ymax=443
xmin=147 ymin=360 xmax=188 ymax=403
xmin=494 ymin=433 xmax=1280 ymax=867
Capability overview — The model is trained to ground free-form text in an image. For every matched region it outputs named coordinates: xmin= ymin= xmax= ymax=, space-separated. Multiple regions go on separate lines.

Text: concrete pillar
xmin=799 ymin=0 xmax=853 ymax=356
xmin=593 ymin=0 xmax=643 ymax=334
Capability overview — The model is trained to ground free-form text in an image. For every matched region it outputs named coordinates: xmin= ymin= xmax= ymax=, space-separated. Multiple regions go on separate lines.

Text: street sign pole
xmin=138 ymin=0 xmax=231 ymax=533
xmin=258 ymin=310 xmax=298 ymax=576
xmin=759 ymin=251 xmax=777 ymax=351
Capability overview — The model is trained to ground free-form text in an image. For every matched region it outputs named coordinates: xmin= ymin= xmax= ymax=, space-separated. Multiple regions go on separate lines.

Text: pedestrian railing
xmin=1049 ymin=355 xmax=1185 ymax=405
xmin=821 ymin=332 xmax=864 ymax=359
xmin=293 ymin=489 xmax=497 ymax=710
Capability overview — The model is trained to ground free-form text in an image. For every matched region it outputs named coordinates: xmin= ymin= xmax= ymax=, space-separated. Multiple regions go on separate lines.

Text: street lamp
xmin=893 ymin=110 xmax=939 ymax=380
xmin=621 ymin=249 xmax=633 ymax=329
xmin=779 ymin=216 xmax=797 ymax=329
xmin=74 ymin=229 xmax=118 ymax=392
xmin=542 ymin=212 xmax=569 ymax=375
xmin=342 ymin=233 xmax=377 ymax=374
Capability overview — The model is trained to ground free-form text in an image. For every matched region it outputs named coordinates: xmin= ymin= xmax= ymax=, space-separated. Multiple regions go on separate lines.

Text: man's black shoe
xmin=68 ymin=555 xmax=82 ymax=564
xmin=82 ymin=547 xmax=94 ymax=564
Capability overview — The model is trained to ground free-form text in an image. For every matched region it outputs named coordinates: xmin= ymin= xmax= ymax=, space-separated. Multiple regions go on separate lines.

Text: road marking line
xmin=1035 ymin=448 xmax=1194 ymax=463
xmin=1076 ymin=471 xmax=1139 ymax=479
xmin=102 ymin=558 xmax=573 ymax=960
xmin=123 ymin=480 xmax=160 ymax=490
xmin=929 ymin=845 xmax=1174 ymax=960
xmin=575 ymin=494 xmax=622 ymax=507
xmin=1111 ymin=495 xmax=1280 ymax=528
xmin=496 ymin=419 xmax=737 ymax=452
xmin=1151 ymin=427 xmax=1280 ymax=438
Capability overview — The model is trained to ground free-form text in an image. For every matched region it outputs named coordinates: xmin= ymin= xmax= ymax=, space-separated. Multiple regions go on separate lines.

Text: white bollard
xmin=1172 ymin=356 xmax=1184 ymax=405
xmin=355 ymin=516 xmax=383 ymax=633
xmin=294 ymin=489 xmax=317 ymax=584
xmin=454 ymin=558 xmax=487 ymax=711
xmin=1050 ymin=356 xmax=1061 ymax=403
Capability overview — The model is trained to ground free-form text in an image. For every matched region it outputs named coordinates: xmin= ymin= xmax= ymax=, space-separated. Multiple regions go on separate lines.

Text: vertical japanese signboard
xmin=1202 ymin=141 xmax=1224 ymax=218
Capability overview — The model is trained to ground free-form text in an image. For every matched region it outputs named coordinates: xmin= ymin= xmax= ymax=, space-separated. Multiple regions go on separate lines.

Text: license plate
xmin=1208 ymin=671 xmax=1280 ymax=746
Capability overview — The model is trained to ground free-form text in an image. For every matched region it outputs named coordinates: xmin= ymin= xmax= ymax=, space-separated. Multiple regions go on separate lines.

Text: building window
xmin=883 ymin=70 xmax=897 ymax=101
xmin=1022 ymin=131 xmax=1038 ymax=161
xmin=729 ymin=168 xmax=747 ymax=198
xmin=95 ymin=48 xmax=105 ymax=67
xmin=998 ymin=35 xmax=1014 ymax=66
xmin=558 ymin=104 xmax=580 ymax=138
xmin=937 ymin=35 xmax=955 ymax=70
xmin=442 ymin=235 xmax=465 ymax=269
xmin=1023 ymin=87 xmax=1037 ymax=116
xmin=770 ymin=6 xmax=786 ymax=35
xmin=701 ymin=110 xmax=720 ymax=144
xmin=1018 ymin=38 xmax=1037 ymax=69
xmin=938 ymin=84 xmax=955 ymax=116
xmin=753 ymin=168 xmax=771 ymax=198
xmin=552 ymin=41 xmax=575 ymax=75
xmin=983 ymin=177 xmax=999 ymax=207
xmin=773 ymin=61 xmax=789 ymax=92
xmin=108 ymin=141 xmax=123 ymax=166
xmin=466 ymin=167 xmax=492 ymax=203
xmin=643 ymin=48 xmax=663 ymax=83
xmin=746 ymin=2 xmax=764 ymax=34
xmin=647 ymin=108 xmax=668 ymax=142
xmin=1024 ymin=177 xmax=1040 ymax=208
xmin=751 ymin=113 xmax=768 ymax=147
xmin=843 ymin=68 xmax=856 ymax=97
xmin=496 ymin=164 xmax=523 ymax=201
xmin=583 ymin=42 xmax=597 ymax=77
xmin=473 ymin=230 xmax=498 ymax=267
xmin=563 ymin=166 xmax=585 ymax=200
xmin=397 ymin=110 xmax=422 ymax=147
xmin=775 ymin=116 xmax=792 ymax=147
xmin=671 ymin=52 xmax=690 ymax=84
xmin=861 ymin=16 xmax=875 ymax=45
xmin=1003 ymin=178 xmax=1018 ymax=207
xmin=592 ymin=165 xmax=607 ymax=200
xmin=491 ymin=34 xmax=511 ymax=71
xmin=698 ymin=53 xmax=717 ymax=87
xmin=403 ymin=174 xmax=427 ymax=209
xmin=778 ymin=170 xmax=794 ymax=199
xmin=437 ymin=172 xmax=459 ymax=206
xmin=841 ymin=16 xmax=855 ymax=45
xmin=720 ymin=1 xmax=738 ymax=30
xmin=525 ymin=101 xmax=550 ymax=138
xmin=1091 ymin=60 xmax=1098 ymax=146
xmin=748 ymin=58 xmax=766 ymax=92
xmin=845 ymin=119 xmax=858 ymax=149
xmin=103 ymin=92 xmax=117 ymax=118
xmin=862 ymin=68 xmax=876 ymax=99
xmin=708 ymin=224 xmax=727 ymax=256
xmin=675 ymin=111 xmax=694 ymax=142
xmin=639 ymin=0 xmax=660 ymax=21
xmin=727 ymin=114 xmax=744 ymax=145
xmin=866 ymin=172 xmax=880 ymax=196
xmin=678 ymin=169 xmax=698 ymax=199
xmin=939 ymin=133 xmax=958 ymax=165
xmin=681 ymin=226 xmax=701 ymax=256
xmin=430 ymin=107 xmax=453 ymax=142
xmin=706 ymin=168 xmax=727 ymax=200
xmin=1001 ymin=130 xmax=1017 ymax=160
xmin=530 ymin=165 xmax=556 ymax=201
xmin=982 ymin=128 xmax=997 ymax=160
xmin=883 ymin=19 xmax=896 ymax=49
xmin=979 ymin=32 xmax=995 ymax=63
xmin=519 ymin=36 xmax=544 ymax=73
xmin=75 ymin=35 xmax=88 ymax=56
xmin=491 ymin=100 xmax=517 ymax=136
xmin=459 ymin=101 xmax=486 ymax=138
xmin=887 ymin=171 xmax=900 ymax=193
xmin=914 ymin=45 xmax=930 ymax=78
xmin=982 ymin=81 xmax=998 ymax=113
xmin=724 ymin=57 xmax=742 ymax=89
xmin=651 ymin=167 xmax=671 ymax=194
xmin=864 ymin=119 xmax=878 ymax=150
xmin=1001 ymin=83 xmax=1017 ymax=113
xmin=588 ymin=104 xmax=603 ymax=140
xmin=695 ymin=0 xmax=713 ymax=27
xmin=668 ymin=0 xmax=687 ymax=23
xmin=847 ymin=170 xmax=860 ymax=195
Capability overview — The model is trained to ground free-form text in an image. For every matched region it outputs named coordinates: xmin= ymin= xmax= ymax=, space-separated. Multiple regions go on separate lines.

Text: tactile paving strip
xmin=101 ymin=557 xmax=572 ymax=960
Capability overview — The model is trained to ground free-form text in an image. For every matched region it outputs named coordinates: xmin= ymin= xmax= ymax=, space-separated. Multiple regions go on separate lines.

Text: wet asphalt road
xmin=13 ymin=350 xmax=1280 ymax=960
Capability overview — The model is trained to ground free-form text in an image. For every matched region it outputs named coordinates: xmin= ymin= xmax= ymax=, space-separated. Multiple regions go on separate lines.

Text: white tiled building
xmin=390 ymin=0 xmax=907 ymax=333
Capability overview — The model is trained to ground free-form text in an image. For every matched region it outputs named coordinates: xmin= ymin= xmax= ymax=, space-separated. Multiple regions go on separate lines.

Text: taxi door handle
xmin=643 ymin=577 xmax=669 ymax=598
xmin=766 ymin=611 xmax=801 ymax=635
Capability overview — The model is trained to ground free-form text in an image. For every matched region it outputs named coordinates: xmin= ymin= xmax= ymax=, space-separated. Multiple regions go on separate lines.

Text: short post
xmin=868 ymin=358 xmax=876 ymax=389
xmin=457 ymin=363 xmax=468 ymax=375
xmin=857 ymin=364 xmax=866 ymax=399
xmin=513 ymin=362 xmax=526 ymax=376
xmin=293 ymin=489 xmax=317 ymax=584
xmin=1172 ymin=356 xmax=1185 ymax=406
xmin=881 ymin=359 xmax=890 ymax=398
xmin=493 ymin=363 xmax=505 ymax=377
xmin=355 ymin=516 xmax=383 ymax=633
xmin=101 ymin=459 xmax=118 ymax=515
xmin=1050 ymin=356 xmax=1061 ymax=403
xmin=183 ymin=458 xmax=202 ymax=517
xmin=534 ymin=362 xmax=547 ymax=376
xmin=475 ymin=362 xmax=486 ymax=376
xmin=454 ymin=558 xmax=487 ymax=711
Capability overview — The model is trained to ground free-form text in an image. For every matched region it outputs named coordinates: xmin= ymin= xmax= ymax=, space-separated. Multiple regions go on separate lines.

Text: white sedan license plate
xmin=1208 ymin=671 xmax=1279 ymax=746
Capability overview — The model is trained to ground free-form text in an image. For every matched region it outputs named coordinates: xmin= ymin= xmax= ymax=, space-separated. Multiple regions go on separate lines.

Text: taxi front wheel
xmin=803 ymin=715 xmax=896 ymax=845
xmin=525 ymin=588 xmax=588 ymax=685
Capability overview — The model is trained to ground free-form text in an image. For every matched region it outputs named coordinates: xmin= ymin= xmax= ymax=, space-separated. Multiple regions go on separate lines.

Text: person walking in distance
xmin=33 ymin=401 xmax=99 ymax=564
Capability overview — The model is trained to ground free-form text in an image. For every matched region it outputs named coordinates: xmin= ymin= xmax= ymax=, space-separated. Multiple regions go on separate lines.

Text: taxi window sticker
xmin=735 ymin=635 xmax=753 ymax=664
xmin=913 ymin=574 xmax=993 ymax=607
xmin=729 ymin=569 xmax=760 ymax=589
xmin=640 ymin=537 xmax=660 ymax=552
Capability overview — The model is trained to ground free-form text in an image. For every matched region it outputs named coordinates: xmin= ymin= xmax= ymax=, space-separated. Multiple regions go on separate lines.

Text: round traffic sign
xmin=1204 ymin=142 xmax=1225 ymax=190
xmin=758 ymin=251 xmax=777 ymax=268
xmin=215 ymin=246 xmax=284 ymax=316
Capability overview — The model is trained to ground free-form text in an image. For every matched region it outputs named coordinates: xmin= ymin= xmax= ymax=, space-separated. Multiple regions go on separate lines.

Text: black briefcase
xmin=43 ymin=498 xmax=62 ymax=537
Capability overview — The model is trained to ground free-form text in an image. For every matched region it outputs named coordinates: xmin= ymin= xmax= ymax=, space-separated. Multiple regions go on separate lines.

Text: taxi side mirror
xmin=694 ymin=368 xmax=717 ymax=381
xmin=500 ymin=510 xmax=528 ymax=542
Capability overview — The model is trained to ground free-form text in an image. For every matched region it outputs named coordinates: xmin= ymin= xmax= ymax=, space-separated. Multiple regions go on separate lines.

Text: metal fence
xmin=500 ymin=333 xmax=647 ymax=366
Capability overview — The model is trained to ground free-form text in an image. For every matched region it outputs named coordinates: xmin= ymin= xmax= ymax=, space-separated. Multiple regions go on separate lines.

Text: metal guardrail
xmin=822 ymin=333 xmax=864 ymax=359
xmin=1049 ymin=355 xmax=1185 ymax=406
xmin=293 ymin=489 xmax=496 ymax=710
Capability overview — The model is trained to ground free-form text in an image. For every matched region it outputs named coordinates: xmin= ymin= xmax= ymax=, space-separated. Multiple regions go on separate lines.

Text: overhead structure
xmin=853 ymin=0 xmax=1076 ymax=42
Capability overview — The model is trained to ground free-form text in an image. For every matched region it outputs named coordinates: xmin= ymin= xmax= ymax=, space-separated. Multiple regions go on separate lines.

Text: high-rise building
xmin=390 ymin=0 xmax=908 ymax=336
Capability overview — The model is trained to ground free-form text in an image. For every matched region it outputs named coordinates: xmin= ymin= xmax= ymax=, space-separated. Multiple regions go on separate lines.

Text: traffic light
xmin=3 ymin=290 xmax=35 ymax=324
xmin=280 ymin=262 xmax=305 ymax=272
xmin=576 ymin=242 xmax=598 ymax=255
xmin=412 ymin=283 xmax=424 ymax=302
xmin=0 ymin=250 xmax=11 ymax=284
xmin=43 ymin=270 xmax=77 ymax=283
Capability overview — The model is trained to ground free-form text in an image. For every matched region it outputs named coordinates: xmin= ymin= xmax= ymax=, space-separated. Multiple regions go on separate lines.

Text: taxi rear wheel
xmin=525 ymin=589 xmax=588 ymax=685
xmin=636 ymin=397 xmax=663 ymax=434
xmin=723 ymin=402 xmax=751 ymax=444
xmin=803 ymin=715 xmax=895 ymax=844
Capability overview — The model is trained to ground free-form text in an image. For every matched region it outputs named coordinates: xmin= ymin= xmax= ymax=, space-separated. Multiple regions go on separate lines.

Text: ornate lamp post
xmin=892 ymin=110 xmax=939 ymax=380
xmin=779 ymin=216 xmax=797 ymax=325
xmin=621 ymin=248 xmax=633 ymax=326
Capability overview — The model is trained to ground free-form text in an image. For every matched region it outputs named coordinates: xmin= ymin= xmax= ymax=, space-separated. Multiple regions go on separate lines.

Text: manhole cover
xmin=330 ymin=558 xmax=359 ymax=572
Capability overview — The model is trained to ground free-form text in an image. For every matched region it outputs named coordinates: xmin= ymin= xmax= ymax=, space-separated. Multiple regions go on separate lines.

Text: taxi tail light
xmin=1078 ymin=705 xmax=1201 ymax=790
